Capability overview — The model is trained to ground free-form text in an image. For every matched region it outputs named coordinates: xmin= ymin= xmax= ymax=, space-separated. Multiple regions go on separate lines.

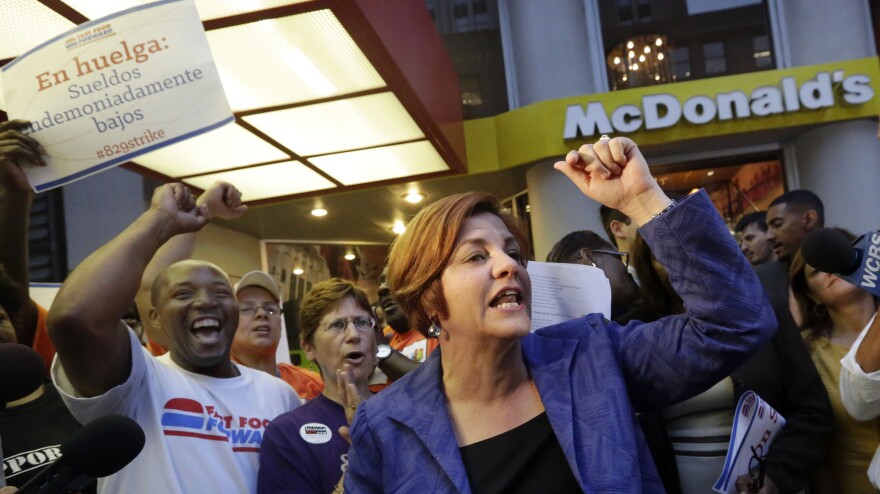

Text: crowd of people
xmin=1 ymin=118 xmax=878 ymax=494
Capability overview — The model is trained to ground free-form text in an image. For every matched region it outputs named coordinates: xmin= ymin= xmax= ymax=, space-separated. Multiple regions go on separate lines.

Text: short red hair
xmin=387 ymin=192 xmax=530 ymax=336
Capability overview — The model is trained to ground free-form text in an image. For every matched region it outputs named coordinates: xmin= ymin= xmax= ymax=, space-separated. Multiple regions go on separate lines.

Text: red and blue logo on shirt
xmin=161 ymin=398 xmax=266 ymax=452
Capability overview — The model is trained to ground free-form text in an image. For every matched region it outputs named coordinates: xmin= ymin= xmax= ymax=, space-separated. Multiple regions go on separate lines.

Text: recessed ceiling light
xmin=392 ymin=220 xmax=406 ymax=234
xmin=707 ymin=170 xmax=715 ymax=177
xmin=344 ymin=253 xmax=356 ymax=261
xmin=403 ymin=192 xmax=425 ymax=204
xmin=292 ymin=268 xmax=304 ymax=275
xmin=311 ymin=208 xmax=328 ymax=217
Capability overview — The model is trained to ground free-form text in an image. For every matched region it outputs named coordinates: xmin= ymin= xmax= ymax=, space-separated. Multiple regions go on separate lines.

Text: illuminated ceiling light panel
xmin=0 ymin=0 xmax=75 ymax=60
xmin=403 ymin=192 xmax=425 ymax=204
xmin=133 ymin=122 xmax=288 ymax=177
xmin=183 ymin=161 xmax=335 ymax=201
xmin=311 ymin=141 xmax=448 ymax=186
xmin=244 ymin=92 xmax=425 ymax=157
xmin=207 ymin=9 xmax=385 ymax=111
xmin=64 ymin=0 xmax=313 ymax=21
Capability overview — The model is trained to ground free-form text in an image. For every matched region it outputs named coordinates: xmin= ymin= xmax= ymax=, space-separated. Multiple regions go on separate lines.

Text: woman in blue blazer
xmin=344 ymin=137 xmax=777 ymax=493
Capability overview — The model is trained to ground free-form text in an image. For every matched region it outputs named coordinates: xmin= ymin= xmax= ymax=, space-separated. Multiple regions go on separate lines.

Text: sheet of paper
xmin=526 ymin=261 xmax=611 ymax=331
xmin=2 ymin=0 xmax=234 ymax=192
xmin=713 ymin=390 xmax=787 ymax=494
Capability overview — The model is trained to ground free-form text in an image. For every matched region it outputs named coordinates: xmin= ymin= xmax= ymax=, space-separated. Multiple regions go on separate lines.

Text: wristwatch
xmin=376 ymin=344 xmax=392 ymax=362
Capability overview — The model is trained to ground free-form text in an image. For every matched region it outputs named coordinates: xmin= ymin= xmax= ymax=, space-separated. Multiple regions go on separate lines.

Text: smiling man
xmin=48 ymin=184 xmax=300 ymax=494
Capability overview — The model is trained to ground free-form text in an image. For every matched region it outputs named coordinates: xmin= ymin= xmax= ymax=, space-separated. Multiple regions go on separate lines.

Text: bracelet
xmin=649 ymin=200 xmax=676 ymax=221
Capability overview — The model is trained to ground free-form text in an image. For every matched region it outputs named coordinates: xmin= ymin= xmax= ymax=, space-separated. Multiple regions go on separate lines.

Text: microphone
xmin=16 ymin=415 xmax=146 ymax=494
xmin=0 ymin=344 xmax=46 ymax=408
xmin=801 ymin=228 xmax=880 ymax=297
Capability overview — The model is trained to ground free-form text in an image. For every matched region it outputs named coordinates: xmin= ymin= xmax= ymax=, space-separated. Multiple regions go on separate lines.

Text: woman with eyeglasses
xmin=344 ymin=137 xmax=776 ymax=493
xmin=258 ymin=278 xmax=377 ymax=494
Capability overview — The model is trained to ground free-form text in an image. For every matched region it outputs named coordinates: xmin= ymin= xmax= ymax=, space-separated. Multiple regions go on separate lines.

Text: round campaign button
xmin=300 ymin=423 xmax=333 ymax=444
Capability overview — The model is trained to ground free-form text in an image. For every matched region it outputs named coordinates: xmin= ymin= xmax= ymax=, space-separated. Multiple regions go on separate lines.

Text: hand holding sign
xmin=0 ymin=120 xmax=46 ymax=192
xmin=2 ymin=0 xmax=233 ymax=192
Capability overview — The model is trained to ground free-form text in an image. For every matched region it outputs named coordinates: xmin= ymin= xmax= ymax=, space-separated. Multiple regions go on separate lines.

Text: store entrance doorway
xmin=651 ymin=153 xmax=785 ymax=228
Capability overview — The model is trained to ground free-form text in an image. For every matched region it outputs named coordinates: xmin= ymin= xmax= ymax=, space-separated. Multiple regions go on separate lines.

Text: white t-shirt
xmin=52 ymin=330 xmax=301 ymax=494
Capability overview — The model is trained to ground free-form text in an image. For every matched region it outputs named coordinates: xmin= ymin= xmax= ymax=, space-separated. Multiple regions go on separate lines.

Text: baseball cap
xmin=235 ymin=271 xmax=281 ymax=302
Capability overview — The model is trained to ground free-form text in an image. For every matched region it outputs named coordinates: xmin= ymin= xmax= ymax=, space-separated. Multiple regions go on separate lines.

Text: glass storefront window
xmin=600 ymin=0 xmax=774 ymax=90
xmin=652 ymin=155 xmax=784 ymax=225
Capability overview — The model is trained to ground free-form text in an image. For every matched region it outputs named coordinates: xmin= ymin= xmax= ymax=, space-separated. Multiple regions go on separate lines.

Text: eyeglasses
xmin=239 ymin=303 xmax=281 ymax=316
xmin=575 ymin=249 xmax=629 ymax=267
xmin=748 ymin=445 xmax=767 ymax=490
xmin=320 ymin=317 xmax=376 ymax=333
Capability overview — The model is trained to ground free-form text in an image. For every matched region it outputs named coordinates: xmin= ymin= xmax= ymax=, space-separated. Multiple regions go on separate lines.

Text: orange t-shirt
xmin=146 ymin=338 xmax=167 ymax=357
xmin=31 ymin=304 xmax=55 ymax=375
xmin=229 ymin=356 xmax=324 ymax=401
xmin=277 ymin=363 xmax=324 ymax=401
xmin=383 ymin=326 xmax=439 ymax=363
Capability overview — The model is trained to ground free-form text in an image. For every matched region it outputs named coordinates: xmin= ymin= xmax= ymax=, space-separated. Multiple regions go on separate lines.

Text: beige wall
xmin=192 ymin=223 xmax=262 ymax=283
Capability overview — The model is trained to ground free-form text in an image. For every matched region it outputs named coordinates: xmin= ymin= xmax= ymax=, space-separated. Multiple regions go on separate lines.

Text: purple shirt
xmin=258 ymin=394 xmax=349 ymax=494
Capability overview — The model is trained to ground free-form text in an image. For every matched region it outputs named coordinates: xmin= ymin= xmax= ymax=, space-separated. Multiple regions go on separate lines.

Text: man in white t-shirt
xmin=48 ymin=183 xmax=301 ymax=494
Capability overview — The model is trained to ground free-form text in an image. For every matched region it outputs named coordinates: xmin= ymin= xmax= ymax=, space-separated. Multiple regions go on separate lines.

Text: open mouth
xmin=490 ymin=289 xmax=522 ymax=309
xmin=251 ymin=324 xmax=272 ymax=335
xmin=191 ymin=318 xmax=222 ymax=343
xmin=344 ymin=351 xmax=366 ymax=365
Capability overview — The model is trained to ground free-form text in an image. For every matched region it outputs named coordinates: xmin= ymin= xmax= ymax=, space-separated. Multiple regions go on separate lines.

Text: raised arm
xmin=0 ymin=120 xmax=46 ymax=345
xmin=553 ymin=136 xmax=672 ymax=227
xmin=135 ymin=181 xmax=246 ymax=351
xmin=855 ymin=308 xmax=880 ymax=372
xmin=555 ymin=137 xmax=776 ymax=407
xmin=48 ymin=183 xmax=209 ymax=397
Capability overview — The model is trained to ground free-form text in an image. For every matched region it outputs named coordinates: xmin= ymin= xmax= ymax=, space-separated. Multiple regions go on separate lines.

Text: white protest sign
xmin=1 ymin=0 xmax=233 ymax=192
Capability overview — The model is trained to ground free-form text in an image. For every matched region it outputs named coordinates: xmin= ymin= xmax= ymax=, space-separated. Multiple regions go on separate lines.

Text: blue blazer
xmin=346 ymin=191 xmax=776 ymax=493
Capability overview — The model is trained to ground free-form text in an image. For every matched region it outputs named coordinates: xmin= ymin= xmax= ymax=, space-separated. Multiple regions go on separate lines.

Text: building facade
xmin=458 ymin=0 xmax=879 ymax=259
xmin=50 ymin=0 xmax=880 ymax=272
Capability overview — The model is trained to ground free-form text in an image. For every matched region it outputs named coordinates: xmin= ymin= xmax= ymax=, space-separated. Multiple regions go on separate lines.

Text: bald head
xmin=148 ymin=259 xmax=239 ymax=374
xmin=151 ymin=260 xmax=232 ymax=307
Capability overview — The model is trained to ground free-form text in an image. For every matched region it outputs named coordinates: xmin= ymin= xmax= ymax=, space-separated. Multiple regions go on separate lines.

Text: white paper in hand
xmin=526 ymin=261 xmax=611 ymax=331
xmin=713 ymin=390 xmax=786 ymax=494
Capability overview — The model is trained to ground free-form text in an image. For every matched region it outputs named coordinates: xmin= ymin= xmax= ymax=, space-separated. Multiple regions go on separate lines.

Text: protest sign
xmin=2 ymin=0 xmax=233 ymax=192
